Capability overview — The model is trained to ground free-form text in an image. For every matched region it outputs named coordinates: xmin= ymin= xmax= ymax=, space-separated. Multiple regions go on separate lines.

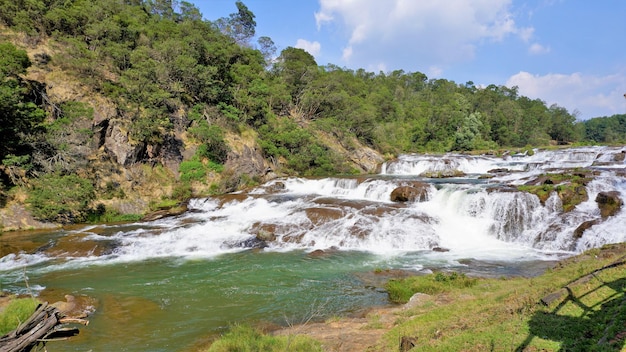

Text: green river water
xmin=12 ymin=250 xmax=396 ymax=351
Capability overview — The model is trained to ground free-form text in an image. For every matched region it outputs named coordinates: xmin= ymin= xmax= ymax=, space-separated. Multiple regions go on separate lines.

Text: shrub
xmin=27 ymin=173 xmax=95 ymax=223
xmin=179 ymin=160 xmax=206 ymax=182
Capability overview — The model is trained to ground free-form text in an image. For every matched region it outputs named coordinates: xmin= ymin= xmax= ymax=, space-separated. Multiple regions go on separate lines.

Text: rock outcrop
xmin=596 ymin=191 xmax=623 ymax=218
xmin=390 ymin=182 xmax=431 ymax=202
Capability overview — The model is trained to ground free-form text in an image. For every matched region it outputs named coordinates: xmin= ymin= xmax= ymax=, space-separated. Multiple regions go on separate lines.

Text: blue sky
xmin=194 ymin=0 xmax=626 ymax=120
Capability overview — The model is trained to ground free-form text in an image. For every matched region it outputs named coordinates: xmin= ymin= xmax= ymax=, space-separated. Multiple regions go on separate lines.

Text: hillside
xmin=0 ymin=0 xmax=624 ymax=228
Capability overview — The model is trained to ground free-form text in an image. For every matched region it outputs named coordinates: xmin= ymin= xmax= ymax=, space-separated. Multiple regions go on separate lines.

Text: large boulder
xmin=390 ymin=182 xmax=430 ymax=202
xmin=596 ymin=191 xmax=623 ymax=218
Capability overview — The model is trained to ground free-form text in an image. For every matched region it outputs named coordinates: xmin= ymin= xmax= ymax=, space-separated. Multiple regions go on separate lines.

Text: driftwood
xmin=0 ymin=302 xmax=88 ymax=352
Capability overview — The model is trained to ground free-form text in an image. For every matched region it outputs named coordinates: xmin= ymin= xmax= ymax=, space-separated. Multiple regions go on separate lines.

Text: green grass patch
xmin=0 ymin=298 xmax=39 ymax=335
xmin=386 ymin=271 xmax=478 ymax=303
xmin=206 ymin=324 xmax=323 ymax=352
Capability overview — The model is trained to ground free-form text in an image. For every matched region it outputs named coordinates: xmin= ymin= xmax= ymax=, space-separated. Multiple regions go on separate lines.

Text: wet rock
xmin=573 ymin=219 xmax=600 ymax=239
xmin=432 ymin=247 xmax=450 ymax=252
xmin=141 ymin=203 xmax=188 ymax=221
xmin=419 ymin=169 xmax=465 ymax=178
xmin=225 ymin=236 xmax=268 ymax=249
xmin=48 ymin=294 xmax=97 ymax=319
xmin=596 ymin=191 xmax=623 ymax=218
xmin=488 ymin=168 xmax=509 ymax=174
xmin=43 ymin=233 xmax=119 ymax=258
xmin=250 ymin=222 xmax=277 ymax=242
xmin=308 ymin=249 xmax=327 ymax=257
xmin=305 ymin=207 xmax=345 ymax=225
xmin=390 ymin=183 xmax=430 ymax=202
xmin=307 ymin=248 xmax=339 ymax=258
xmin=557 ymin=185 xmax=588 ymax=212
xmin=265 ymin=181 xmax=286 ymax=193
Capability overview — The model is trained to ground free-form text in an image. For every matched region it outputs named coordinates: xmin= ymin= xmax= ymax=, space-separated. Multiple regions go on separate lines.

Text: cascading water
xmin=0 ymin=146 xmax=624 ymax=351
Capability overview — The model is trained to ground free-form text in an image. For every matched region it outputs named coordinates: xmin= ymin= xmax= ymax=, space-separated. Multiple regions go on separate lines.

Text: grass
xmin=386 ymin=271 xmax=478 ymax=303
xmin=0 ymin=297 xmax=39 ymax=335
xmin=375 ymin=243 xmax=626 ymax=351
xmin=206 ymin=324 xmax=323 ymax=352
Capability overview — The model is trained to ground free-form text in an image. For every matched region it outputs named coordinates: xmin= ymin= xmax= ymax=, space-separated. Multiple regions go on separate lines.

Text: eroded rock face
xmin=349 ymin=146 xmax=385 ymax=173
xmin=104 ymin=124 xmax=145 ymax=166
xmin=596 ymin=191 xmax=623 ymax=218
xmin=224 ymin=145 xmax=267 ymax=180
xmin=390 ymin=182 xmax=430 ymax=202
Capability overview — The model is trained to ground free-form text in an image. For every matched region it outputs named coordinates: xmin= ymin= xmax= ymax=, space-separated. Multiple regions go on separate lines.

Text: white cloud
xmin=315 ymin=0 xmax=531 ymax=72
xmin=528 ymin=43 xmax=550 ymax=55
xmin=506 ymin=71 xmax=626 ymax=119
xmin=295 ymin=39 xmax=322 ymax=57
xmin=342 ymin=45 xmax=353 ymax=61
xmin=518 ymin=27 xmax=534 ymax=42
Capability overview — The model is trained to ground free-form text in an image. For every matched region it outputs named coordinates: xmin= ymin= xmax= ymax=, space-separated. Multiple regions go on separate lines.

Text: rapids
xmin=0 ymin=146 xmax=624 ymax=351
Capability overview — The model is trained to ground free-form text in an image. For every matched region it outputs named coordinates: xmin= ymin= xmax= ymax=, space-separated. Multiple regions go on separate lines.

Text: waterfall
xmin=1 ymin=146 xmax=624 ymax=272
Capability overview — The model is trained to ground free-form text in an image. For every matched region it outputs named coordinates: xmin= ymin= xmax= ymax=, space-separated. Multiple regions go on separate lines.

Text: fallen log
xmin=0 ymin=302 xmax=85 ymax=352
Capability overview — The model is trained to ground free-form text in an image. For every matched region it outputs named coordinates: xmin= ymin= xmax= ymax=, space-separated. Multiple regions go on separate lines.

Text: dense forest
xmin=0 ymin=0 xmax=624 ymax=224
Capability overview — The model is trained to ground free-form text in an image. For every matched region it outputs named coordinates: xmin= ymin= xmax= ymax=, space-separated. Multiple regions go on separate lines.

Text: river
xmin=1 ymin=146 xmax=624 ymax=351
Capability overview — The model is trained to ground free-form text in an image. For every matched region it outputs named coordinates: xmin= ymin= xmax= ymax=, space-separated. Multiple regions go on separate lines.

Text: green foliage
xmin=258 ymin=116 xmax=350 ymax=176
xmin=0 ymin=42 xmax=46 ymax=171
xmin=0 ymin=298 xmax=39 ymax=335
xmin=26 ymin=173 xmax=96 ymax=223
xmin=582 ymin=114 xmax=626 ymax=143
xmin=214 ymin=1 xmax=257 ymax=45
xmin=207 ymin=324 xmax=323 ymax=352
xmin=88 ymin=210 xmax=142 ymax=223
xmin=179 ymin=160 xmax=206 ymax=182
xmin=386 ymin=272 xmax=478 ymax=303
xmin=188 ymin=111 xmax=230 ymax=164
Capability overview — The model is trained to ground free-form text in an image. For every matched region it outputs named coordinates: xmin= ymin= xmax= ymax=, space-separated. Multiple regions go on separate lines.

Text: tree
xmin=215 ymin=1 xmax=256 ymax=45
xmin=257 ymin=36 xmax=276 ymax=66
xmin=0 ymin=43 xmax=46 ymax=165
xmin=274 ymin=47 xmax=318 ymax=99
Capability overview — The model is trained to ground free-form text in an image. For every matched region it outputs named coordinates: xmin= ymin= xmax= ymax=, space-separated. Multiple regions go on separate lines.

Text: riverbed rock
xmin=573 ymin=219 xmax=600 ymax=239
xmin=419 ymin=169 xmax=465 ymax=178
xmin=305 ymin=207 xmax=345 ymax=225
xmin=141 ymin=202 xmax=188 ymax=221
xmin=596 ymin=191 xmax=623 ymax=218
xmin=557 ymin=184 xmax=588 ymax=212
xmin=225 ymin=236 xmax=268 ymax=249
xmin=390 ymin=183 xmax=430 ymax=202
xmin=250 ymin=222 xmax=278 ymax=242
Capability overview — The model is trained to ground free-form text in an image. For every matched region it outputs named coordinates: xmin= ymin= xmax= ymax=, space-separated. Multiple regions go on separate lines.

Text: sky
xmin=194 ymin=0 xmax=626 ymax=120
